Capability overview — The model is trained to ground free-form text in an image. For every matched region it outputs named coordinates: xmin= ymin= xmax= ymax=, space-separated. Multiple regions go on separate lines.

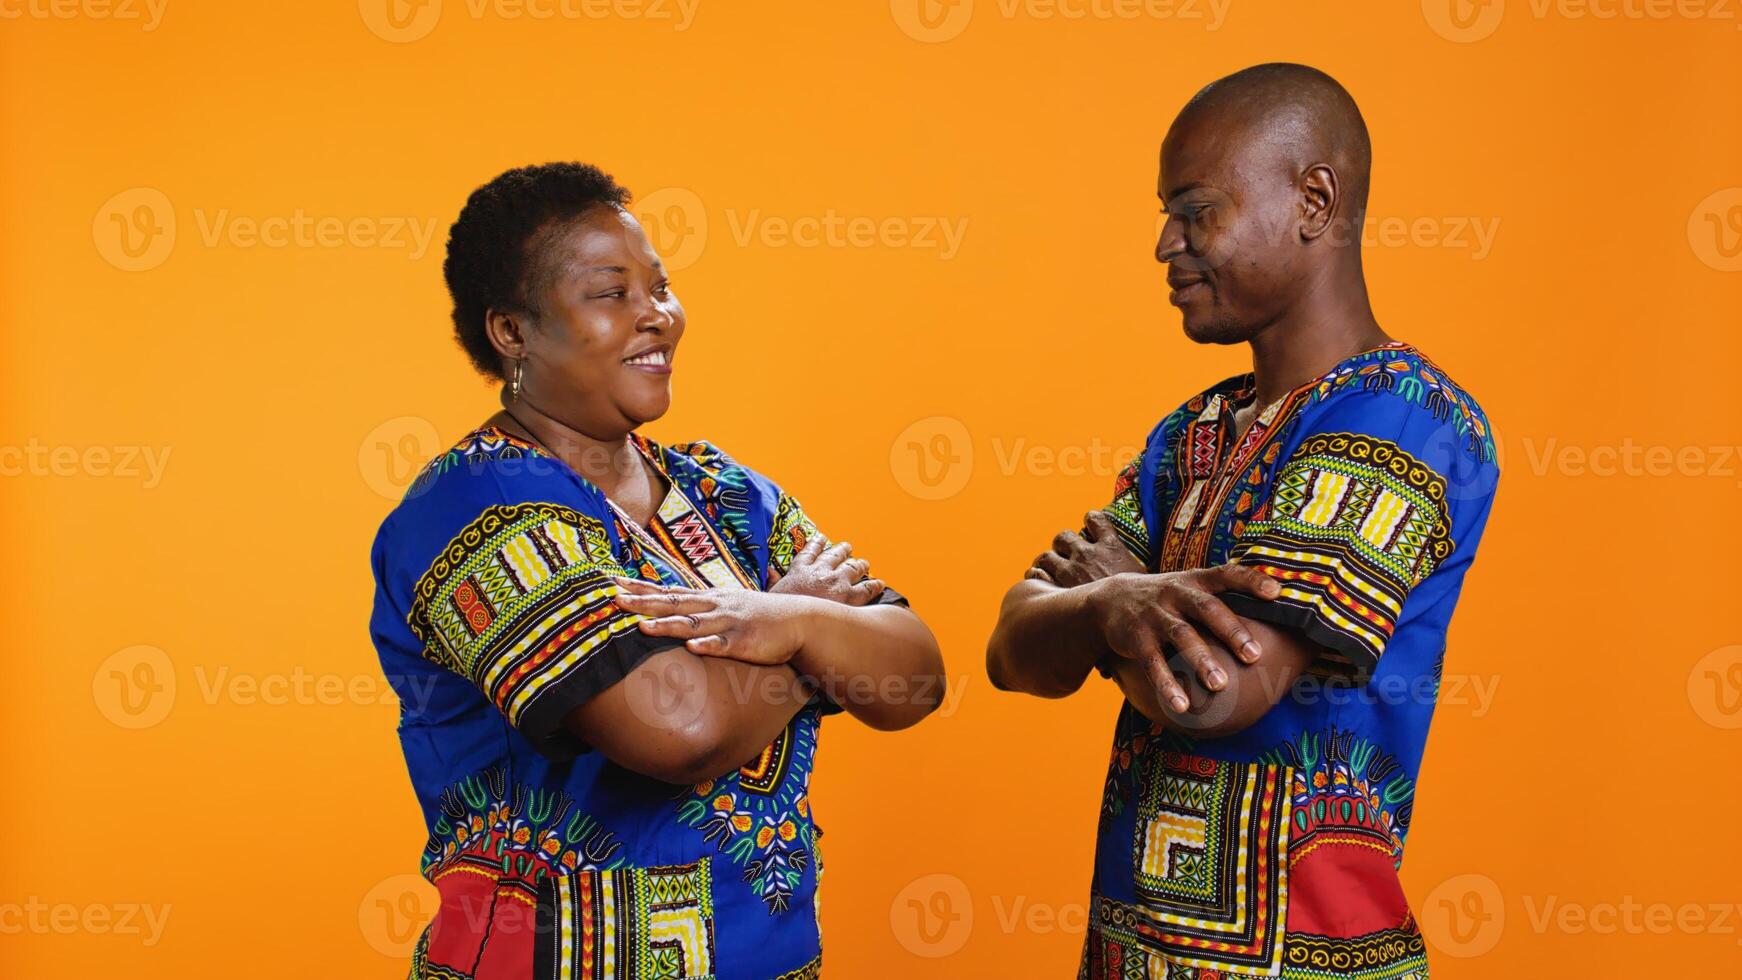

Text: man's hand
xmin=1028 ymin=511 xmax=1145 ymax=586
xmin=1086 ymin=564 xmax=1282 ymax=713
xmin=768 ymin=535 xmax=884 ymax=605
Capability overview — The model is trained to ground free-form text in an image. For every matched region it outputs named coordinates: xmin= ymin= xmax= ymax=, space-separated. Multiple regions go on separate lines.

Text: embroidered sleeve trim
xmin=406 ymin=502 xmax=665 ymax=758
xmin=1105 ymin=454 xmax=1153 ymax=569
xmin=1226 ymin=432 xmax=1453 ymax=679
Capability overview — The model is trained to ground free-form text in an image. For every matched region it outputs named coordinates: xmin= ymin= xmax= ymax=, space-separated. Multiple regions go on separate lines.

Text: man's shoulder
xmin=1302 ymin=343 xmax=1497 ymax=465
xmin=1138 ymin=343 xmax=1497 ymax=465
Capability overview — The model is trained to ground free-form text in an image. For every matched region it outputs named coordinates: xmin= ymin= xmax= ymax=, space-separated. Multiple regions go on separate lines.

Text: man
xmin=986 ymin=63 xmax=1499 ymax=979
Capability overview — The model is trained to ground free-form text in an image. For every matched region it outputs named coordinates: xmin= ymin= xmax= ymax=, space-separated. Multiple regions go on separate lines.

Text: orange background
xmin=5 ymin=1 xmax=1741 ymax=976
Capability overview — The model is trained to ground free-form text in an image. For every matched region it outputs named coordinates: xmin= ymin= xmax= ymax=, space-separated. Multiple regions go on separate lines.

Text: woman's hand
xmin=613 ymin=577 xmax=817 ymax=666
xmin=767 ymin=535 xmax=884 ymax=606
xmin=1028 ymin=511 xmax=1145 ymax=586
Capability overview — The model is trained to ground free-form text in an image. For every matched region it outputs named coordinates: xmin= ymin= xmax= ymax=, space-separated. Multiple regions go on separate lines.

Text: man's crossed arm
xmin=986 ymin=512 xmax=1321 ymax=737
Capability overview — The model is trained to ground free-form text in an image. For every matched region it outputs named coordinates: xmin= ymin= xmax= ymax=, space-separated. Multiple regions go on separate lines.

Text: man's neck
xmin=1247 ymin=271 xmax=1389 ymax=406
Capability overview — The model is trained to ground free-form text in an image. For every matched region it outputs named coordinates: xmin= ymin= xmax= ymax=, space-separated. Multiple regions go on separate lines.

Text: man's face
xmin=1155 ymin=112 xmax=1303 ymax=345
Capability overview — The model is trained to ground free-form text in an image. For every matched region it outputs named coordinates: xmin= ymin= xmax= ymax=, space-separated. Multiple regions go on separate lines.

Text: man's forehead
xmin=1158 ymin=121 xmax=1233 ymax=198
xmin=1159 ymin=104 xmax=1295 ymax=199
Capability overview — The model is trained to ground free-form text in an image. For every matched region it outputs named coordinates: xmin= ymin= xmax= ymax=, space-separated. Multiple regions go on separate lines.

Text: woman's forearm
xmin=789 ymin=601 xmax=945 ymax=731
xmin=683 ymin=657 xmax=813 ymax=776
xmin=985 ymin=578 xmax=1110 ymax=697
xmin=570 ymin=648 xmax=810 ymax=785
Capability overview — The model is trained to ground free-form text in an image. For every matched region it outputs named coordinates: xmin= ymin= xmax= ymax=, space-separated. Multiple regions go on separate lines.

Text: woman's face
xmin=516 ymin=205 xmax=685 ymax=437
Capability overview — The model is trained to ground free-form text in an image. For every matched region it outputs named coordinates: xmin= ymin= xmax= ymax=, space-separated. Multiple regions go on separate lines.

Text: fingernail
xmin=1170 ymin=694 xmax=1189 ymax=711
xmin=1241 ymin=640 xmax=1261 ymax=661
xmin=1263 ymin=581 xmax=1281 ymax=597
xmin=1207 ymin=669 xmax=1226 ymax=689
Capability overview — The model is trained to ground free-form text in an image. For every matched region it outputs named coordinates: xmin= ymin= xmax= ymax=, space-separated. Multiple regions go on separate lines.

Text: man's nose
xmin=1155 ymin=215 xmax=1186 ymax=263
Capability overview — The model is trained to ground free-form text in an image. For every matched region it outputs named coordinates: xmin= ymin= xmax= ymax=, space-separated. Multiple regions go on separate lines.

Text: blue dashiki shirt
xmin=369 ymin=427 xmax=901 ymax=980
xmin=1083 ymin=343 xmax=1499 ymax=980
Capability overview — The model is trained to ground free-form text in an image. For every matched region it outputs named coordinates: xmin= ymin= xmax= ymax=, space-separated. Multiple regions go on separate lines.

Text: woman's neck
xmin=490 ymin=398 xmax=648 ymax=502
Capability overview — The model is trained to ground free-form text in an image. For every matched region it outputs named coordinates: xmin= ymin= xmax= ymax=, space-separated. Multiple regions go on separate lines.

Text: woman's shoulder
xmin=404 ymin=425 xmax=581 ymax=504
xmin=650 ymin=436 xmax=742 ymax=474
xmin=406 ymin=425 xmax=546 ymax=493
xmin=644 ymin=435 xmax=779 ymax=495
xmin=375 ymin=425 xmax=598 ymax=564
xmin=642 ymin=435 xmax=791 ymax=543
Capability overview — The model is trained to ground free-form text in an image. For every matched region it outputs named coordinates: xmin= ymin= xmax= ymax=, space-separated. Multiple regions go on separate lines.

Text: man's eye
xmin=654 ymin=281 xmax=672 ymax=297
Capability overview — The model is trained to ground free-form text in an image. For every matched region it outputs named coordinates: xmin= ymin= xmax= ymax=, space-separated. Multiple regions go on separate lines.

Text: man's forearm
xmin=985 ymin=578 xmax=1110 ymax=698
xmin=1110 ymin=613 xmax=1317 ymax=738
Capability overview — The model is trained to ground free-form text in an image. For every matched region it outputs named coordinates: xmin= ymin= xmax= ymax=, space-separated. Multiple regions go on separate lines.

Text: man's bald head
xmin=1175 ymin=62 xmax=1371 ymax=218
xmin=1156 ymin=64 xmax=1374 ymax=345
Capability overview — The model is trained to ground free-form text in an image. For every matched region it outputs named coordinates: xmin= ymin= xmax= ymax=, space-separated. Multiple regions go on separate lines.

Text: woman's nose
xmin=635 ymin=301 xmax=674 ymax=331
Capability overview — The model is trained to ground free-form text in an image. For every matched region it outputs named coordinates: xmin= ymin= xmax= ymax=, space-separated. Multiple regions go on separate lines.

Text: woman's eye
xmin=654 ymin=281 xmax=672 ymax=297
xmin=593 ymin=289 xmax=626 ymax=299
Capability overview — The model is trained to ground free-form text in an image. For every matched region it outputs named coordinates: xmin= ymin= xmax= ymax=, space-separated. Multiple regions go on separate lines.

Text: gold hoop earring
xmin=509 ymin=359 xmax=524 ymax=400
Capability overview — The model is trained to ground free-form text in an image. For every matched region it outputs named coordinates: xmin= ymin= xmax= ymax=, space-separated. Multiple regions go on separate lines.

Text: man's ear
xmin=1298 ymin=163 xmax=1340 ymax=243
xmin=484 ymin=308 xmax=529 ymax=367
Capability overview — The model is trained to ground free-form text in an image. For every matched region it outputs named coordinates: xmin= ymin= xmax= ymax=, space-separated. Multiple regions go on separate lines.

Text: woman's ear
xmin=484 ymin=308 xmax=529 ymax=366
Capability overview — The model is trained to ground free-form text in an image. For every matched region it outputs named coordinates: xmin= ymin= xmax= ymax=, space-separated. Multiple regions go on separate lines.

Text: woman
xmin=369 ymin=162 xmax=945 ymax=980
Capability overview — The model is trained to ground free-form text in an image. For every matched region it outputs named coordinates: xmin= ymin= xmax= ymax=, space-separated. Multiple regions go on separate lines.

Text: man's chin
xmin=1180 ymin=313 xmax=1248 ymax=346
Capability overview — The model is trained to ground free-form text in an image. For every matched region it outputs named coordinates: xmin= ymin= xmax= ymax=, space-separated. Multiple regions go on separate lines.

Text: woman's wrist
xmin=785 ymin=594 xmax=850 ymax=679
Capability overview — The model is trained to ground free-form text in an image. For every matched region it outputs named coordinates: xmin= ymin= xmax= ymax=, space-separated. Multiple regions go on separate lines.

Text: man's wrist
xmin=1076 ymin=572 xmax=1129 ymax=629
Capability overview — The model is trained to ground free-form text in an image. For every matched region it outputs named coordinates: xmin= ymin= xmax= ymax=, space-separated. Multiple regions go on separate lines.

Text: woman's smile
xmin=623 ymin=345 xmax=674 ymax=375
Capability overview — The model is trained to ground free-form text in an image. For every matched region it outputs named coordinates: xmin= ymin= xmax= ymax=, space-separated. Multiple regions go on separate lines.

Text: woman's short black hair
xmin=442 ymin=162 xmax=632 ymax=380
